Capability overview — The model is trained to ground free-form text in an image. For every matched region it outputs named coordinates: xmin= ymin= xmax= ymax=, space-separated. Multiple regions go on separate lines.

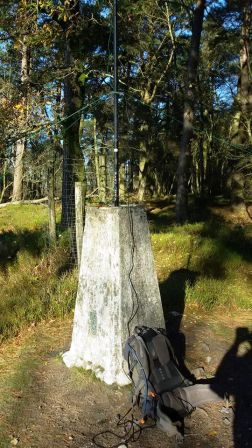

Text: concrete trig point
xmin=63 ymin=205 xmax=164 ymax=385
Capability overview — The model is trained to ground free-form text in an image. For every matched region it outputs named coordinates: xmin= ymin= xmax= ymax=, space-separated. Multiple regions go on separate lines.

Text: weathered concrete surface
xmin=63 ymin=205 xmax=164 ymax=385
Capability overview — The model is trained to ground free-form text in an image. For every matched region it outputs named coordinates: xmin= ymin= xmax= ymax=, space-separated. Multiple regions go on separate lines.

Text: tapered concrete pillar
xmin=63 ymin=205 xmax=164 ymax=385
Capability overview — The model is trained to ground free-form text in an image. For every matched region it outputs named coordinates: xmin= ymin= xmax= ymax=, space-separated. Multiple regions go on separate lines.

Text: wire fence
xmin=0 ymin=151 xmax=139 ymax=266
xmin=1 ymin=132 xmax=251 ymax=267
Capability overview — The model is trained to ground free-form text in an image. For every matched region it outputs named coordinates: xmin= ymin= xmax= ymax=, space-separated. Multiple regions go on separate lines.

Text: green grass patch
xmin=0 ymin=204 xmax=50 ymax=230
xmin=0 ymin=201 xmax=251 ymax=343
xmin=0 ymin=204 xmax=77 ymax=342
xmin=151 ymin=206 xmax=252 ymax=311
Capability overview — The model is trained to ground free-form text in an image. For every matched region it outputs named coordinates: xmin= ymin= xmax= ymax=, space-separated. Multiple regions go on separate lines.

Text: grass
xmin=0 ymin=204 xmax=77 ymax=342
xmin=150 ymin=204 xmax=252 ymax=313
xmin=0 ymin=200 xmax=251 ymax=446
xmin=0 ymin=201 xmax=251 ymax=344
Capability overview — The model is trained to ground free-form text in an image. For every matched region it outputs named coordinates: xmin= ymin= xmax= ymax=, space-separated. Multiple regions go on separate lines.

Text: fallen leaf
xmin=208 ymin=430 xmax=217 ymax=437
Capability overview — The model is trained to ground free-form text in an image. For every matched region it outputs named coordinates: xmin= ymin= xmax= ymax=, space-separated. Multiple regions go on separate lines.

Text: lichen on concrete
xmin=63 ymin=205 xmax=164 ymax=385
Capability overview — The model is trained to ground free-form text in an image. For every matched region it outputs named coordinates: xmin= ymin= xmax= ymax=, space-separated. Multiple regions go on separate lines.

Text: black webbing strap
xmin=139 ymin=327 xmax=188 ymax=393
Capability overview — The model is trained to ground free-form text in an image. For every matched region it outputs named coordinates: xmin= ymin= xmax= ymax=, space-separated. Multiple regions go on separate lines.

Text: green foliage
xmin=78 ymin=73 xmax=88 ymax=86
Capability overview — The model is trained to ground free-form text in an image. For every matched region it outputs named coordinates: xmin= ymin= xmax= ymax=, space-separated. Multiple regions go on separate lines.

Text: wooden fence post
xmin=48 ymin=165 xmax=56 ymax=242
xmin=75 ymin=181 xmax=84 ymax=267
xmin=99 ymin=154 xmax=107 ymax=203
xmin=93 ymin=118 xmax=101 ymax=193
xmin=119 ymin=163 xmax=125 ymax=200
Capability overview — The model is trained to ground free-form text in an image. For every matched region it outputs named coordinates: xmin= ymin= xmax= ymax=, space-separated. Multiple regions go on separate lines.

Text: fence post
xmin=99 ymin=154 xmax=107 ymax=203
xmin=75 ymin=181 xmax=84 ymax=267
xmin=48 ymin=165 xmax=56 ymax=242
xmin=93 ymin=118 xmax=100 ymax=193
xmin=119 ymin=163 xmax=125 ymax=201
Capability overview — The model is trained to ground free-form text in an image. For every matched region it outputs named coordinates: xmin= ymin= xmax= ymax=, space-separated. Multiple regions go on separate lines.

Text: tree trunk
xmin=231 ymin=172 xmax=246 ymax=213
xmin=12 ymin=140 xmax=25 ymax=201
xmin=61 ymin=36 xmax=84 ymax=228
xmin=12 ymin=40 xmax=30 ymax=201
xmin=198 ymin=136 xmax=205 ymax=198
xmin=176 ymin=0 xmax=206 ymax=223
xmin=0 ymin=161 xmax=10 ymax=203
xmin=138 ymin=152 xmax=148 ymax=202
xmin=119 ymin=163 xmax=125 ymax=200
xmin=230 ymin=1 xmax=251 ymax=214
xmin=239 ymin=3 xmax=251 ymax=124
xmin=125 ymin=159 xmax=133 ymax=193
xmin=138 ymin=122 xmax=149 ymax=202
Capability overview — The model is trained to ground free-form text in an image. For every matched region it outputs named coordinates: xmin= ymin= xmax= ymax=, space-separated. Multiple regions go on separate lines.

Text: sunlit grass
xmin=0 ymin=204 xmax=77 ymax=342
xmin=0 ymin=202 xmax=251 ymax=344
xmin=0 ymin=204 xmax=50 ymax=231
xmin=151 ymin=210 xmax=252 ymax=311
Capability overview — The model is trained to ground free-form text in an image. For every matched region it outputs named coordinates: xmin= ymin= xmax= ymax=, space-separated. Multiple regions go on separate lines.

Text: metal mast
xmin=113 ymin=0 xmax=119 ymax=206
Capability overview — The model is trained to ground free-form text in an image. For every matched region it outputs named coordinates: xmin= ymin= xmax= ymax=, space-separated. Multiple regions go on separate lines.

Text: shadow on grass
xmin=0 ymin=229 xmax=46 ymax=271
xmin=150 ymin=201 xmax=252 ymax=268
xmin=160 ymin=268 xmax=198 ymax=381
xmin=188 ymin=204 xmax=252 ymax=266
xmin=160 ymin=268 xmax=198 ymax=327
xmin=200 ymin=216 xmax=252 ymax=265
xmin=148 ymin=210 xmax=175 ymax=233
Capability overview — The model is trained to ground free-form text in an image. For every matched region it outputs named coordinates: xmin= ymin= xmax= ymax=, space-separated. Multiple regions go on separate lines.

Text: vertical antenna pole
xmin=113 ymin=0 xmax=119 ymax=206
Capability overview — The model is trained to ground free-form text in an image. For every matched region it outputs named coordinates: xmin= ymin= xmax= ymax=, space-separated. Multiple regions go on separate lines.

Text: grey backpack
xmin=93 ymin=326 xmax=222 ymax=447
xmin=124 ymin=326 xmax=221 ymax=424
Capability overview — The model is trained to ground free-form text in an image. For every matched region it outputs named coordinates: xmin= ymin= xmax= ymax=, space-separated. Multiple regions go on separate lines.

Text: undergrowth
xmin=151 ymin=206 xmax=252 ymax=312
xmin=0 ymin=204 xmax=77 ymax=342
xmin=0 ymin=202 xmax=251 ymax=343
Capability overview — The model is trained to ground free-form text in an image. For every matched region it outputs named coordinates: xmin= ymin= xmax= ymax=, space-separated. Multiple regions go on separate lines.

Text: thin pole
xmin=113 ymin=0 xmax=119 ymax=206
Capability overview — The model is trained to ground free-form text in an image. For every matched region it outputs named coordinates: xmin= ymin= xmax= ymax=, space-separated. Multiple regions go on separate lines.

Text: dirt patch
xmin=0 ymin=311 xmax=251 ymax=448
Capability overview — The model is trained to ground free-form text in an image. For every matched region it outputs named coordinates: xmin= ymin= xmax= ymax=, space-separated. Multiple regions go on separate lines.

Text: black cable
xmin=126 ymin=206 xmax=140 ymax=337
xmin=172 ymin=392 xmax=196 ymax=415
xmin=93 ymin=341 xmax=157 ymax=448
xmin=93 ymin=415 xmax=156 ymax=448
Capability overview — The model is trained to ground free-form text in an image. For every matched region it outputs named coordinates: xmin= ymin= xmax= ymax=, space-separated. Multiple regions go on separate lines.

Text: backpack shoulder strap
xmin=124 ymin=331 xmax=151 ymax=400
xmin=136 ymin=326 xmax=192 ymax=394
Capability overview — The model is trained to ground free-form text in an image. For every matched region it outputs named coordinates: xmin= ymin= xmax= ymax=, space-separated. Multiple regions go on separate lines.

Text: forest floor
xmin=0 ymin=310 xmax=251 ymax=448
